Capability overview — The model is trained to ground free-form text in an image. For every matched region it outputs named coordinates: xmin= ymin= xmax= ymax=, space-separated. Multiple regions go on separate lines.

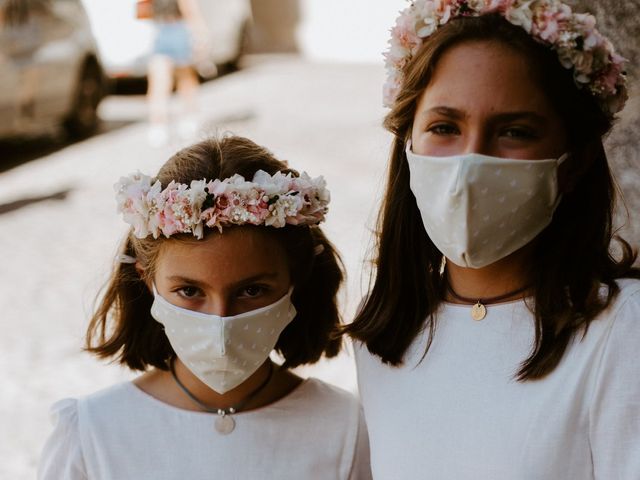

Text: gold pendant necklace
xmin=169 ymin=358 xmax=274 ymax=435
xmin=446 ymin=283 xmax=529 ymax=321
xmin=471 ymin=302 xmax=487 ymax=321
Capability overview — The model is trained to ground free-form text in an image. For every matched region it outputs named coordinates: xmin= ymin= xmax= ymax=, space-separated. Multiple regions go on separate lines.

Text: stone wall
xmin=569 ymin=0 xmax=640 ymax=251
xmin=248 ymin=0 xmax=300 ymax=53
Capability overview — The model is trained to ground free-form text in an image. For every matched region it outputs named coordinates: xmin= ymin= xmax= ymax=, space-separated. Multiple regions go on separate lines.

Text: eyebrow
xmin=420 ymin=106 xmax=548 ymax=125
xmin=421 ymin=106 xmax=467 ymax=120
xmin=166 ymin=272 xmax=280 ymax=288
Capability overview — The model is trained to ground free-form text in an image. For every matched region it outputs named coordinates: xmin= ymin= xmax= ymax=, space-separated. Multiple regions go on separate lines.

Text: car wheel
xmin=64 ymin=59 xmax=104 ymax=139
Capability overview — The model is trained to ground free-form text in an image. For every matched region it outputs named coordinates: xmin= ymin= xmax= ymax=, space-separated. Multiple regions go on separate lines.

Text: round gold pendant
xmin=471 ymin=302 xmax=487 ymax=321
xmin=215 ymin=415 xmax=235 ymax=434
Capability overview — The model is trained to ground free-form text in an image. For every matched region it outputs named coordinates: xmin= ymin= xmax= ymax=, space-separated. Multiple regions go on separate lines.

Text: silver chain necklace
xmin=168 ymin=358 xmax=274 ymax=435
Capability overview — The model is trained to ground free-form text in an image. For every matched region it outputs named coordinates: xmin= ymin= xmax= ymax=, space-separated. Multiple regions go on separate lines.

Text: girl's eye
xmin=176 ymin=286 xmax=202 ymax=298
xmin=501 ymin=126 xmax=538 ymax=140
xmin=427 ymin=123 xmax=459 ymax=136
xmin=240 ymin=285 xmax=266 ymax=298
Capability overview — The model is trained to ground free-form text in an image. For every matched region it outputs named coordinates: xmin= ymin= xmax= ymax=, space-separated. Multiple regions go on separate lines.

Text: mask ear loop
xmin=553 ymin=153 xmax=571 ymax=209
xmin=557 ymin=152 xmax=570 ymax=165
xmin=116 ymin=254 xmax=137 ymax=264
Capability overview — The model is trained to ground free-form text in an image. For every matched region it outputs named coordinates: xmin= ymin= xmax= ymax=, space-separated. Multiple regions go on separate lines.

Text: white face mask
xmin=406 ymin=143 xmax=568 ymax=269
xmin=151 ymin=288 xmax=297 ymax=394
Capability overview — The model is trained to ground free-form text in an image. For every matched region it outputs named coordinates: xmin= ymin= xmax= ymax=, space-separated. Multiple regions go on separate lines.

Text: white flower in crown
xmin=505 ymin=1 xmax=535 ymax=33
xmin=415 ymin=2 xmax=440 ymax=37
xmin=115 ymin=172 xmax=160 ymax=239
xmin=289 ymin=172 xmax=331 ymax=225
xmin=253 ymin=170 xmax=293 ymax=195
xmin=116 ymin=169 xmax=330 ymax=239
xmin=145 ymin=180 xmax=163 ymax=238
xmin=266 ymin=195 xmax=303 ymax=228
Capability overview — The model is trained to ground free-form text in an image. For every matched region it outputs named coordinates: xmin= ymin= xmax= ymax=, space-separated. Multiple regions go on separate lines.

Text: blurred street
xmin=0 ymin=55 xmax=391 ymax=479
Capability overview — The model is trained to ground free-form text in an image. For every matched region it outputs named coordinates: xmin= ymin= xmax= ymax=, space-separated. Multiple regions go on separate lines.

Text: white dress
xmin=356 ymin=279 xmax=640 ymax=479
xmin=38 ymin=377 xmax=372 ymax=480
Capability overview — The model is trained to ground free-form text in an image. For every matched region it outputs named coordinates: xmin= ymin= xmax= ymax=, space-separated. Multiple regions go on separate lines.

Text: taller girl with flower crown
xmin=346 ymin=1 xmax=640 ymax=478
xmin=38 ymin=135 xmax=372 ymax=479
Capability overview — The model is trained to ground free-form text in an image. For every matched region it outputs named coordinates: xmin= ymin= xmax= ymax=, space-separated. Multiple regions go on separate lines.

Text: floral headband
xmin=115 ymin=170 xmax=330 ymax=239
xmin=384 ymin=0 xmax=628 ymax=117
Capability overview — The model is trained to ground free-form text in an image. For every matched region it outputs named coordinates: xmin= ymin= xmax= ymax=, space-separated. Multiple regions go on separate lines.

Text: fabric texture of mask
xmin=151 ymin=288 xmax=296 ymax=394
xmin=406 ymin=144 xmax=567 ymax=269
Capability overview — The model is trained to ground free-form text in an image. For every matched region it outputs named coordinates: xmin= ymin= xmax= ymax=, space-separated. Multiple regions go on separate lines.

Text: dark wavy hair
xmin=344 ymin=14 xmax=639 ymax=380
xmin=87 ymin=135 xmax=344 ymax=371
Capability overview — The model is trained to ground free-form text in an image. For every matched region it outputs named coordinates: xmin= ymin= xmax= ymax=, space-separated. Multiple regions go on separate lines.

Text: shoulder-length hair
xmin=87 ymin=135 xmax=344 ymax=370
xmin=344 ymin=14 xmax=639 ymax=380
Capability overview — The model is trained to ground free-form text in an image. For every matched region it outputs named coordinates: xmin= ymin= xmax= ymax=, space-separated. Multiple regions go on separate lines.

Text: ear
xmin=136 ymin=262 xmax=153 ymax=293
xmin=558 ymin=143 xmax=599 ymax=195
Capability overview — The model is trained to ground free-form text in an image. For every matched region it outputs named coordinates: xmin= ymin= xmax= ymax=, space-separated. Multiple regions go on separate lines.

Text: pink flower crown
xmin=384 ymin=0 xmax=628 ymax=117
xmin=115 ymin=170 xmax=330 ymax=239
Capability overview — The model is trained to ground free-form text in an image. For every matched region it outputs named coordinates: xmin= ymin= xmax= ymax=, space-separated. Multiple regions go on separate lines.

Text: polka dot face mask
xmin=406 ymin=144 xmax=568 ymax=269
xmin=151 ymin=287 xmax=296 ymax=394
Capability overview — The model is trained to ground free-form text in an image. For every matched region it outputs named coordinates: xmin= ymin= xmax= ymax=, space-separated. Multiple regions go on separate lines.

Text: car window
xmin=0 ymin=1 xmax=51 ymax=59
xmin=1 ymin=0 xmax=51 ymax=26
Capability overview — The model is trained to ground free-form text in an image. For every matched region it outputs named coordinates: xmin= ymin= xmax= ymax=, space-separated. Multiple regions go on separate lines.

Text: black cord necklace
xmin=169 ymin=358 xmax=274 ymax=434
xmin=446 ymin=282 xmax=530 ymax=321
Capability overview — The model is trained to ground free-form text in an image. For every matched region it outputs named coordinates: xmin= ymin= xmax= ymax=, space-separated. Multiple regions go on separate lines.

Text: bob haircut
xmin=344 ymin=14 xmax=639 ymax=380
xmin=87 ymin=135 xmax=344 ymax=371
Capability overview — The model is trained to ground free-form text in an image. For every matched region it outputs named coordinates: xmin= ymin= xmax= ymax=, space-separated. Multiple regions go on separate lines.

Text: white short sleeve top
xmin=38 ymin=378 xmax=372 ymax=480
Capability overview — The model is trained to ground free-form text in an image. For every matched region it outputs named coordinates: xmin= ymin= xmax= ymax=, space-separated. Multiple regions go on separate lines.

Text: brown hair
xmin=87 ymin=135 xmax=344 ymax=371
xmin=344 ymin=14 xmax=639 ymax=380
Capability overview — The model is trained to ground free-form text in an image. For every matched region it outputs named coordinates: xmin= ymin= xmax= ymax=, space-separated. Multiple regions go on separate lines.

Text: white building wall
xmin=297 ymin=0 xmax=407 ymax=63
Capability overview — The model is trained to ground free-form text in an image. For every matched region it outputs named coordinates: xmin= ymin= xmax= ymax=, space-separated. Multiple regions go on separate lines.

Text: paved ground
xmin=1 ymin=54 xmax=637 ymax=478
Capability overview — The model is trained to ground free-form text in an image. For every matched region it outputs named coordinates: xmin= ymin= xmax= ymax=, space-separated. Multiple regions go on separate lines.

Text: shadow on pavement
xmin=0 ymin=119 xmax=135 ymax=175
xmin=0 ymin=188 xmax=72 ymax=216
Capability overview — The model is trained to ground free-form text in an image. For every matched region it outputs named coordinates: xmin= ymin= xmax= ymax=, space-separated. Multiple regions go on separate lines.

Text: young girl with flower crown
xmin=347 ymin=1 xmax=640 ymax=479
xmin=38 ymin=135 xmax=372 ymax=479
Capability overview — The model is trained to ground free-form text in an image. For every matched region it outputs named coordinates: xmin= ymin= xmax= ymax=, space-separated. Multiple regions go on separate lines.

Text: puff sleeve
xmin=37 ymin=398 xmax=87 ymax=480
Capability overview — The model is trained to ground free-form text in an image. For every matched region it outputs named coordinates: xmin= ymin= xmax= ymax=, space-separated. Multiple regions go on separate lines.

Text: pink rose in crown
xmin=392 ymin=12 xmax=421 ymax=52
xmin=533 ymin=2 xmax=571 ymax=43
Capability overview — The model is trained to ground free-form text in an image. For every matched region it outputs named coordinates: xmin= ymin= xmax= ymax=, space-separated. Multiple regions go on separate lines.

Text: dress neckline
xmin=125 ymin=376 xmax=313 ymax=417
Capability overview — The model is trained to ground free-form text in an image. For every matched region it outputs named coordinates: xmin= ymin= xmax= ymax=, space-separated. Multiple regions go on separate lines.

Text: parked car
xmin=81 ymin=0 xmax=252 ymax=80
xmin=0 ymin=0 xmax=106 ymax=138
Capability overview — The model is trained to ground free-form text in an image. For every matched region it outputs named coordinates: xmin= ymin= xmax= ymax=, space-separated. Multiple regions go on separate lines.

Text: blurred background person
xmin=144 ymin=0 xmax=209 ymax=147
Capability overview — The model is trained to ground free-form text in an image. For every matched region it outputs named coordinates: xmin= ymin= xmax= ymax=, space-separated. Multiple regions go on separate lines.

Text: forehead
xmin=419 ymin=39 xmax=552 ymax=114
xmin=155 ymin=227 xmax=288 ymax=282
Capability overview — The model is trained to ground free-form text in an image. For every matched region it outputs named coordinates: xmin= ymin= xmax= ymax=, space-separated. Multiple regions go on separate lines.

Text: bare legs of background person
xmin=175 ymin=65 xmax=200 ymax=140
xmin=146 ymin=55 xmax=201 ymax=147
xmin=147 ymin=55 xmax=173 ymax=147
